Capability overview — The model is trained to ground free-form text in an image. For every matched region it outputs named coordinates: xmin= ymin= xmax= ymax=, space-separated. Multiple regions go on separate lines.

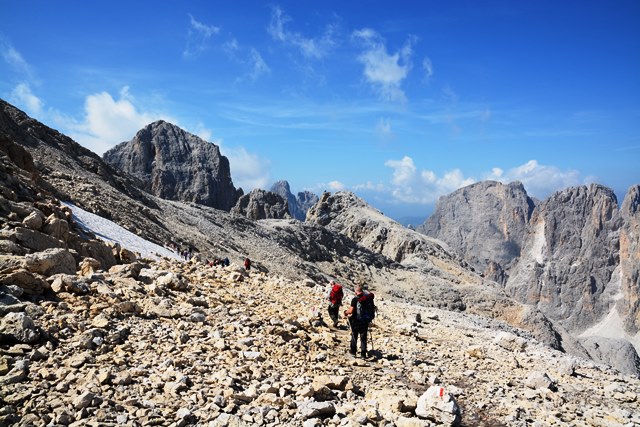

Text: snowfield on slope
xmin=63 ymin=202 xmax=180 ymax=261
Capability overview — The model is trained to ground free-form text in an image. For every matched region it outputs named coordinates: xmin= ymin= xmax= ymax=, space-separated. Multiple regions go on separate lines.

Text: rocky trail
xmin=2 ymin=252 xmax=639 ymax=426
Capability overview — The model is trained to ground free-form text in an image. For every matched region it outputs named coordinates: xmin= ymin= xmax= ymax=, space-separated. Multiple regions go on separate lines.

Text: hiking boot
xmin=361 ymin=353 xmax=368 ymax=359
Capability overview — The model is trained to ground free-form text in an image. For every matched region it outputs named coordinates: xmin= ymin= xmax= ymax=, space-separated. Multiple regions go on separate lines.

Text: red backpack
xmin=329 ymin=284 xmax=344 ymax=305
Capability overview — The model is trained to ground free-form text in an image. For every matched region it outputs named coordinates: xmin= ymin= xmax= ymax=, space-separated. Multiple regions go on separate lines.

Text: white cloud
xmin=328 ymin=181 xmax=346 ymax=191
xmin=1 ymin=41 xmax=33 ymax=79
xmin=62 ymin=86 xmax=172 ymax=155
xmin=267 ymin=6 xmax=337 ymax=59
xmin=192 ymin=122 xmax=213 ymax=141
xmin=385 ymin=156 xmax=416 ymax=185
xmin=484 ymin=160 xmax=583 ymax=199
xmin=378 ymin=157 xmax=585 ymax=205
xmin=219 ymin=145 xmax=271 ymax=192
xmin=382 ymin=156 xmax=475 ymax=204
xmin=352 ymin=28 xmax=414 ymax=102
xmin=184 ymin=14 xmax=220 ymax=58
xmin=9 ymin=83 xmax=43 ymax=116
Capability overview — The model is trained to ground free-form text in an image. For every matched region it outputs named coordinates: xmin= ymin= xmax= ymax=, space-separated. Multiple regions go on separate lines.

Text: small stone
xmin=73 ymin=391 xmax=96 ymax=410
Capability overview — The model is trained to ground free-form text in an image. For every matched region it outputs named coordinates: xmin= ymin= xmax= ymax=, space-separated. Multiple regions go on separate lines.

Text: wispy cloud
xmin=422 ymin=57 xmax=433 ymax=80
xmin=9 ymin=83 xmax=43 ymax=116
xmin=267 ymin=6 xmax=338 ymax=59
xmin=375 ymin=117 xmax=394 ymax=141
xmin=219 ymin=144 xmax=271 ymax=191
xmin=352 ymin=28 xmax=415 ymax=102
xmin=183 ymin=14 xmax=220 ymax=58
xmin=1 ymin=39 xmax=34 ymax=79
xmin=248 ymin=48 xmax=270 ymax=81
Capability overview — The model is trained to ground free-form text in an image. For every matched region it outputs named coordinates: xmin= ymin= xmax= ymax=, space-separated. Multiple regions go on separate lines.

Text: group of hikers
xmin=207 ymin=257 xmax=230 ymax=267
xmin=326 ymin=279 xmax=376 ymax=359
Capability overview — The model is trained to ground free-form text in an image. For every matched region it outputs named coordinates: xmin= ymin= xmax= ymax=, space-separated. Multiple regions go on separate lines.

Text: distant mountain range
xmin=1 ymin=97 xmax=638 ymax=377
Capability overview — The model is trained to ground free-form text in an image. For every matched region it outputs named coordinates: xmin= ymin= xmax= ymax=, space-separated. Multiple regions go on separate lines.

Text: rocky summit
xmin=270 ymin=180 xmax=319 ymax=222
xmin=1 ymin=98 xmax=640 ymax=425
xmin=103 ymin=121 xmax=242 ymax=211
xmin=418 ymin=181 xmax=535 ymax=283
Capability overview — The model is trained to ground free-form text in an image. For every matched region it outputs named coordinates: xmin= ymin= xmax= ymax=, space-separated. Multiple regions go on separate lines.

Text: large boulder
xmin=415 ymin=386 xmax=461 ymax=426
xmin=15 ymin=227 xmax=64 ymax=252
xmin=23 ymin=248 xmax=76 ymax=276
xmin=578 ymin=336 xmax=640 ymax=376
xmin=0 ymin=312 xmax=39 ymax=344
xmin=0 ymin=270 xmax=48 ymax=295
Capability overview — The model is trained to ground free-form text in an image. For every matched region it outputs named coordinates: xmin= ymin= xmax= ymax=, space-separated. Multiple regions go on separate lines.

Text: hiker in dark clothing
xmin=244 ymin=257 xmax=251 ymax=271
xmin=344 ymin=284 xmax=375 ymax=358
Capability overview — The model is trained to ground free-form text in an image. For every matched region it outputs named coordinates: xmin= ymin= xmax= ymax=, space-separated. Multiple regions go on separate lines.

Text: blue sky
xmin=2 ymin=1 xmax=639 ymax=221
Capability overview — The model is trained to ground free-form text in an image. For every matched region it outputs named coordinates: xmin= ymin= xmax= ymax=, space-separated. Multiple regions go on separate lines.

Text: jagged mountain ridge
xmin=2 ymin=98 xmax=639 ymax=376
xmin=419 ymin=178 xmax=640 ymax=367
xmin=103 ymin=120 xmax=242 ymax=211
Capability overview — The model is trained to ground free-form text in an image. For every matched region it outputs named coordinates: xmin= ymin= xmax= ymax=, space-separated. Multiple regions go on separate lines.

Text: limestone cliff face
xmin=418 ymin=181 xmax=534 ymax=282
xmin=103 ymin=121 xmax=241 ymax=211
xmin=231 ymin=188 xmax=290 ymax=220
xmin=505 ymin=184 xmax=621 ymax=333
xmin=270 ymin=180 xmax=318 ymax=221
xmin=620 ymin=185 xmax=640 ymax=334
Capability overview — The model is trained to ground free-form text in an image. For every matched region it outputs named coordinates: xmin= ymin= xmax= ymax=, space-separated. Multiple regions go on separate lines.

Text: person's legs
xmin=328 ymin=304 xmax=338 ymax=326
xmin=360 ymin=325 xmax=368 ymax=357
xmin=349 ymin=320 xmax=357 ymax=355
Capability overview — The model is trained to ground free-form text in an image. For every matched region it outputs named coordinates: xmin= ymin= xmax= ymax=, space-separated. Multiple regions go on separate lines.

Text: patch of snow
xmin=62 ymin=202 xmax=180 ymax=261
xmin=579 ymin=299 xmax=640 ymax=354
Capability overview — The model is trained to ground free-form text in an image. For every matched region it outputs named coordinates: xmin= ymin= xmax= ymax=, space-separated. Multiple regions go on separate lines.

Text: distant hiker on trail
xmin=327 ymin=280 xmax=344 ymax=328
xmin=344 ymin=284 xmax=376 ymax=358
xmin=244 ymin=257 xmax=251 ymax=271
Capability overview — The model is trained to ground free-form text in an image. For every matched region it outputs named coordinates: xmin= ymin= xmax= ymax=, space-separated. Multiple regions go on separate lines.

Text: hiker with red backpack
xmin=327 ymin=280 xmax=344 ymax=328
xmin=344 ymin=283 xmax=375 ymax=358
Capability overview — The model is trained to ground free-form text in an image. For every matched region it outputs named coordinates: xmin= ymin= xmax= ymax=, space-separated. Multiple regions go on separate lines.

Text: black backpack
xmin=356 ymin=292 xmax=375 ymax=324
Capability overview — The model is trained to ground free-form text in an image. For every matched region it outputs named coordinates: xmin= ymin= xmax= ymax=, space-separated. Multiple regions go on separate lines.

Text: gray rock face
xmin=231 ymin=189 xmax=290 ymax=220
xmin=578 ymin=336 xmax=640 ymax=376
xmin=505 ymin=184 xmax=621 ymax=333
xmin=103 ymin=120 xmax=241 ymax=211
xmin=418 ymin=181 xmax=534 ymax=282
xmin=619 ymin=185 xmax=640 ymax=334
xmin=270 ymin=180 xmax=318 ymax=221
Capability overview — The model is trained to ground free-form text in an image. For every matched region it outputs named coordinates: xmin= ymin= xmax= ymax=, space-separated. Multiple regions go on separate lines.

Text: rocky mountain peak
xmin=620 ymin=185 xmax=640 ymax=334
xmin=103 ymin=121 xmax=241 ymax=211
xmin=418 ymin=180 xmax=535 ymax=280
xmin=270 ymin=179 xmax=319 ymax=221
xmin=505 ymin=184 xmax=622 ymax=334
xmin=231 ymin=188 xmax=290 ymax=220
